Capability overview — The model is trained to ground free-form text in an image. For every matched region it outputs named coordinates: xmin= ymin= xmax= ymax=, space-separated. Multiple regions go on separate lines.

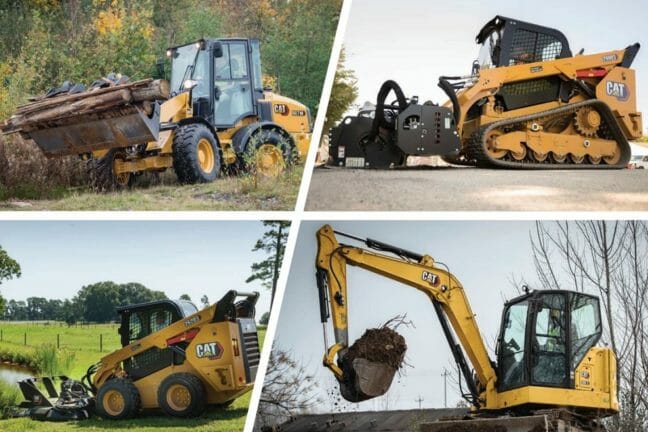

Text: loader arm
xmin=315 ymin=225 xmax=497 ymax=406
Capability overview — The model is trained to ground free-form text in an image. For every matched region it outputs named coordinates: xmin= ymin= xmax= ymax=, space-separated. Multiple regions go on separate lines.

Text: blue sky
xmin=0 ymin=221 xmax=278 ymax=316
xmin=342 ymin=0 xmax=647 ymax=132
xmin=272 ymin=221 xmax=540 ymax=411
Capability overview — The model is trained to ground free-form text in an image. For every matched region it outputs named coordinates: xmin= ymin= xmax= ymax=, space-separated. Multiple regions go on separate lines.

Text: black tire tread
xmin=95 ymin=378 xmax=141 ymax=420
xmin=87 ymin=149 xmax=129 ymax=192
xmin=172 ymin=124 xmax=221 ymax=184
xmin=157 ymin=372 xmax=206 ymax=418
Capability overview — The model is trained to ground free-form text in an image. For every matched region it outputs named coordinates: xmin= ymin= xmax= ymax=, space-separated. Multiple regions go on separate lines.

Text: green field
xmin=0 ymin=322 xmax=266 ymax=432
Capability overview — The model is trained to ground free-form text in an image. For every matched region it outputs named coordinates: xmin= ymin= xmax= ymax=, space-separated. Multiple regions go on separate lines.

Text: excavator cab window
xmin=497 ymin=291 xmax=602 ymax=392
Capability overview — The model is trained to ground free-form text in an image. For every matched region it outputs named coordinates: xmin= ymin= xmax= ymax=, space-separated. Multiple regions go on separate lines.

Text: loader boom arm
xmin=315 ymin=225 xmax=497 ymax=405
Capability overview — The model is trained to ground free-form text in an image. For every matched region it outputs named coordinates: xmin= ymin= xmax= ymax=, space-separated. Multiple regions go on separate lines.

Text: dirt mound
xmin=346 ymin=326 xmax=407 ymax=369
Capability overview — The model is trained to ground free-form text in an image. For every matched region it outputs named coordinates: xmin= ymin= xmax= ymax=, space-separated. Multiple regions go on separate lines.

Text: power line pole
xmin=415 ymin=395 xmax=424 ymax=409
xmin=441 ymin=368 xmax=450 ymax=408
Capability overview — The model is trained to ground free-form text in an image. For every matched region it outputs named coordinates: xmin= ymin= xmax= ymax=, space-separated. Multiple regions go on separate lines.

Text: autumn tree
xmin=246 ymin=221 xmax=290 ymax=309
xmin=324 ymin=48 xmax=358 ymax=132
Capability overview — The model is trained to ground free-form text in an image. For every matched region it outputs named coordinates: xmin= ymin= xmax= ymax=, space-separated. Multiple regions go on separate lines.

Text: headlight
xmin=183 ymin=79 xmax=198 ymax=90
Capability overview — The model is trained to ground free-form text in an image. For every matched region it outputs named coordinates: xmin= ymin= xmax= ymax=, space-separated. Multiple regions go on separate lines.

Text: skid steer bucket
xmin=1 ymin=78 xmax=167 ymax=157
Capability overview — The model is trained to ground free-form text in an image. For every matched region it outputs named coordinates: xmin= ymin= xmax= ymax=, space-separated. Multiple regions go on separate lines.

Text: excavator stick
xmin=1 ymin=78 xmax=168 ymax=157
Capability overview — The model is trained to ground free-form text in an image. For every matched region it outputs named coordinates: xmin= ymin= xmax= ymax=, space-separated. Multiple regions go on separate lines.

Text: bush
xmin=0 ymin=135 xmax=88 ymax=200
xmin=0 ymin=380 xmax=20 ymax=419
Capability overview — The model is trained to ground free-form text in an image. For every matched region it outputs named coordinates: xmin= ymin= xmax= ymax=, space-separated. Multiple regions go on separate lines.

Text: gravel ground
xmin=305 ymin=166 xmax=648 ymax=211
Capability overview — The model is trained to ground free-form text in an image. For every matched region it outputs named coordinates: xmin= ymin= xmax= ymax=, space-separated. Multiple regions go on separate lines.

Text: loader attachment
xmin=1 ymin=78 xmax=168 ymax=157
xmin=22 ymin=104 xmax=160 ymax=157
xmin=11 ymin=376 xmax=93 ymax=421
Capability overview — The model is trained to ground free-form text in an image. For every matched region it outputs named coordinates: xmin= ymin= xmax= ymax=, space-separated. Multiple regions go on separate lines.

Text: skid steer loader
xmin=11 ymin=290 xmax=260 ymax=420
xmin=330 ymin=16 xmax=642 ymax=169
xmin=1 ymin=38 xmax=312 ymax=190
xmin=316 ymin=225 xmax=617 ymax=431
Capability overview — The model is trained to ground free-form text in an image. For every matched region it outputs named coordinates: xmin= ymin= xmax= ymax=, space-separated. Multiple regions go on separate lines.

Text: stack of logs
xmin=1 ymin=78 xmax=169 ymax=135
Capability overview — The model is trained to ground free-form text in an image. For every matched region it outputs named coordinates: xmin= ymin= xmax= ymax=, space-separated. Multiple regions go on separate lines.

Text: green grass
xmin=0 ymin=322 xmax=266 ymax=431
xmin=0 ymin=167 xmax=303 ymax=211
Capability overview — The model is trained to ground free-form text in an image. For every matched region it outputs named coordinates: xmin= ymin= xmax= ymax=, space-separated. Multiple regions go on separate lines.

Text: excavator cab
xmin=167 ymin=38 xmax=264 ymax=128
xmin=497 ymin=290 xmax=603 ymax=392
xmin=475 ymin=16 xmax=572 ymax=69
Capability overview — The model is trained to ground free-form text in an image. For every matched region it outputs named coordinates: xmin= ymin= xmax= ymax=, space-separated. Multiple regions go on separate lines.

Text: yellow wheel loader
xmin=11 ymin=290 xmax=260 ymax=420
xmin=329 ymin=16 xmax=642 ymax=169
xmin=1 ymin=38 xmax=312 ymax=190
xmin=315 ymin=225 xmax=617 ymax=431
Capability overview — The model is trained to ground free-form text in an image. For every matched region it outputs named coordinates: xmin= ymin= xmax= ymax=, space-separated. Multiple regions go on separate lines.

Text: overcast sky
xmin=342 ymin=0 xmax=647 ymax=133
xmin=0 ymin=221 xmax=277 ymax=317
xmin=272 ymin=221 xmax=544 ymax=412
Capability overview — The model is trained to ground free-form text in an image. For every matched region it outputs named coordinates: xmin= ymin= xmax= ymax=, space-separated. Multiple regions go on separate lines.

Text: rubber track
xmin=467 ymin=99 xmax=631 ymax=169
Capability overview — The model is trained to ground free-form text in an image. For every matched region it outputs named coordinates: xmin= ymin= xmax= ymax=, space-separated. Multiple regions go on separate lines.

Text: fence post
xmin=24 ymin=332 xmax=27 ymax=346
xmin=57 ymin=334 xmax=60 ymax=349
xmin=100 ymin=334 xmax=103 ymax=352
xmin=1 ymin=329 xmax=2 ymax=341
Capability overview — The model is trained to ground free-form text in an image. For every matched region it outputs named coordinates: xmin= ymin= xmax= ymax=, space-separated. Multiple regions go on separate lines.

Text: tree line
xmin=3 ymin=281 xmax=166 ymax=324
xmin=0 ymin=0 xmax=342 ymax=119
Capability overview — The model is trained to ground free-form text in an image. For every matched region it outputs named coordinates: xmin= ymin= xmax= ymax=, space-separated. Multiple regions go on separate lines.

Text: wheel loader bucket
xmin=419 ymin=414 xmax=557 ymax=432
xmin=21 ymin=104 xmax=160 ymax=157
xmin=339 ymin=357 xmax=398 ymax=402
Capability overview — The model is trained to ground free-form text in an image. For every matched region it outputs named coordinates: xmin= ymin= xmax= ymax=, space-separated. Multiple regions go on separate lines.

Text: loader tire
xmin=95 ymin=378 xmax=141 ymax=420
xmin=87 ymin=149 xmax=132 ymax=192
xmin=158 ymin=373 xmax=206 ymax=418
xmin=172 ymin=124 xmax=221 ymax=184
xmin=240 ymin=128 xmax=295 ymax=175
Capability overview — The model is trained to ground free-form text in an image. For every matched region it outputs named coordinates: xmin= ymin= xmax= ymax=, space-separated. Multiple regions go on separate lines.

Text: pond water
xmin=0 ymin=363 xmax=33 ymax=385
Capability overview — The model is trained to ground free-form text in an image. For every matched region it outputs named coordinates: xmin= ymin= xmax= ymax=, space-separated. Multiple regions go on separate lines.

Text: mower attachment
xmin=12 ymin=376 xmax=93 ymax=421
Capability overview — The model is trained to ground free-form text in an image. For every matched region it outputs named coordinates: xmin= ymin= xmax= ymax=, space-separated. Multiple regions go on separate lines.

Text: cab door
xmin=213 ymin=41 xmax=255 ymax=127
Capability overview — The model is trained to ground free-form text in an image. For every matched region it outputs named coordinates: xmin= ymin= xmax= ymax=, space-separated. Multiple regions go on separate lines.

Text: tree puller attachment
xmin=8 ymin=290 xmax=261 ymax=421
xmin=1 ymin=38 xmax=312 ymax=190
xmin=329 ymin=16 xmax=642 ymax=170
xmin=315 ymin=224 xmax=618 ymax=431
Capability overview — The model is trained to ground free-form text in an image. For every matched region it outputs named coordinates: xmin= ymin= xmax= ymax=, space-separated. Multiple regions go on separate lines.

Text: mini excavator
xmin=316 ymin=225 xmax=617 ymax=431
xmin=330 ymin=16 xmax=642 ymax=169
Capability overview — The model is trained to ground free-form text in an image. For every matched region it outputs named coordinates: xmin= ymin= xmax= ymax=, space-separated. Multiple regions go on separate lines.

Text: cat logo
xmin=274 ymin=104 xmax=289 ymax=115
xmin=422 ymin=271 xmax=439 ymax=286
xmin=606 ymin=81 xmax=629 ymax=101
xmin=195 ymin=342 xmax=223 ymax=359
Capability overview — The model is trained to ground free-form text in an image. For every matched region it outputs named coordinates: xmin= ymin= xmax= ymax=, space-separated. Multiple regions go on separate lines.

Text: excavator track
xmin=467 ymin=99 xmax=631 ymax=169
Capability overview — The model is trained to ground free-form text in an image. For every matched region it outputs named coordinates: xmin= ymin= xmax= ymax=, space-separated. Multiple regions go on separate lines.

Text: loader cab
xmin=116 ymin=299 xmax=198 ymax=347
xmin=496 ymin=290 xmax=602 ymax=392
xmin=167 ymin=38 xmax=264 ymax=129
xmin=475 ymin=16 xmax=572 ymax=69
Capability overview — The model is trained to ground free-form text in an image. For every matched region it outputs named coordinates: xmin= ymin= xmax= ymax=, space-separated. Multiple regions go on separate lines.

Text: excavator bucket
xmin=1 ymin=78 xmax=168 ymax=157
xmin=339 ymin=357 xmax=398 ymax=402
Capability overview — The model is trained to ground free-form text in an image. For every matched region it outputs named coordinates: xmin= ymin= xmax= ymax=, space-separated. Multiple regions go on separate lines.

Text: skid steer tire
xmin=240 ymin=128 xmax=295 ymax=175
xmin=87 ymin=149 xmax=132 ymax=192
xmin=172 ymin=124 xmax=221 ymax=184
xmin=95 ymin=378 xmax=141 ymax=420
xmin=158 ymin=373 xmax=206 ymax=418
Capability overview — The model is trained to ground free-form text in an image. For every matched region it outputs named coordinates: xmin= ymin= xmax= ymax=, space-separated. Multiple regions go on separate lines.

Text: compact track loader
xmin=316 ymin=225 xmax=617 ymax=431
xmin=11 ymin=290 xmax=260 ymax=420
xmin=1 ymin=38 xmax=312 ymax=190
xmin=330 ymin=16 xmax=642 ymax=169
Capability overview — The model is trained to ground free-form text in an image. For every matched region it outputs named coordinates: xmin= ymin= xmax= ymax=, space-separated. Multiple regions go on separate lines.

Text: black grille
xmin=498 ymin=77 xmax=561 ymax=111
xmin=124 ymin=346 xmax=177 ymax=380
xmin=238 ymin=318 xmax=259 ymax=383
xmin=510 ymin=29 xmax=563 ymax=65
